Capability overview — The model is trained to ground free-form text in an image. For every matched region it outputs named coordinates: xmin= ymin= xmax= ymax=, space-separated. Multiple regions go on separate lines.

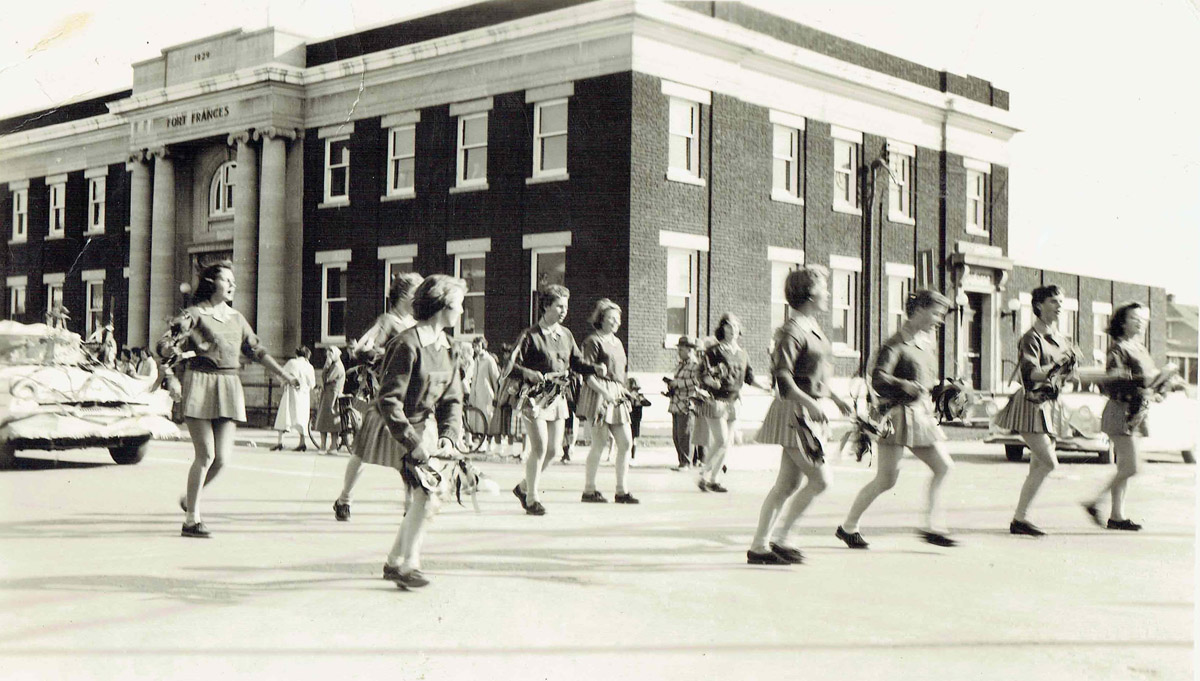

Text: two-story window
xmin=768 ymin=247 xmax=805 ymax=332
xmin=209 ymin=161 xmax=236 ymax=217
xmin=524 ymin=232 xmax=570 ymax=325
xmin=831 ymin=126 xmax=862 ymax=214
xmin=386 ymin=125 xmax=416 ymax=197
xmin=663 ymin=81 xmax=710 ymax=186
xmin=45 ymin=273 xmax=65 ymax=314
xmin=82 ymin=269 xmax=106 ymax=337
xmin=10 ymin=185 xmax=27 ymax=242
xmin=87 ymin=172 xmax=107 ymax=232
xmin=47 ymin=178 xmax=66 ymax=238
xmin=532 ymin=99 xmax=568 ymax=178
xmin=448 ymin=238 xmax=490 ymax=338
xmin=457 ymin=113 xmax=489 ymax=188
xmin=887 ymin=141 xmax=916 ymax=223
xmin=886 ymin=263 xmax=916 ymax=336
xmin=1092 ymin=301 xmax=1112 ymax=363
xmin=377 ymin=243 xmax=417 ymax=312
xmin=1060 ymin=297 xmax=1079 ymax=344
xmin=325 ymin=137 xmax=350 ymax=203
xmin=660 ymin=230 xmax=708 ymax=346
xmin=6 ymin=276 xmax=26 ymax=318
xmin=315 ymin=250 xmax=351 ymax=345
xmin=830 ymin=255 xmax=862 ymax=355
xmin=964 ymin=158 xmax=991 ymax=235
xmin=769 ymin=111 xmax=806 ymax=205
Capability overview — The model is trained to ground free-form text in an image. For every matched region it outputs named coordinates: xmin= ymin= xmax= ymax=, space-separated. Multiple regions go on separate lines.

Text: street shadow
xmin=0 ymin=457 xmax=109 ymax=471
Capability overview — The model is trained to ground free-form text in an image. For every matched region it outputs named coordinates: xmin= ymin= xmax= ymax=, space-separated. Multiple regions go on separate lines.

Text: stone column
xmin=229 ymin=131 xmax=259 ymax=327
xmin=148 ymin=147 xmax=176 ymax=345
xmin=125 ymin=150 xmax=152 ymax=348
xmin=254 ymin=127 xmax=296 ymax=355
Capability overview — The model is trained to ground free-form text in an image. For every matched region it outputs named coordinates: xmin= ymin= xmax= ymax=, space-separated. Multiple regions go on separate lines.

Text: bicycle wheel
xmin=460 ymin=405 xmax=488 ymax=453
xmin=308 ymin=412 xmax=322 ymax=449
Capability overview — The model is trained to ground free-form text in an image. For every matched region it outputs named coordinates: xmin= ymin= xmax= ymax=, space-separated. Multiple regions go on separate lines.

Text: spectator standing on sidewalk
xmin=664 ymin=335 xmax=702 ymax=470
xmin=271 ymin=345 xmax=317 ymax=451
xmin=315 ymin=347 xmax=346 ymax=454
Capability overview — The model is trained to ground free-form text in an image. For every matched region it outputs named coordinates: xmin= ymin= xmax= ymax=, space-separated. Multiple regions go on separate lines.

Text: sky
xmin=1 ymin=0 xmax=1198 ymax=302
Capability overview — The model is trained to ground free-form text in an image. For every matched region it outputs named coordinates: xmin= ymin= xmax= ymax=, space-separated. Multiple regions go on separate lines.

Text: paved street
xmin=0 ymin=437 xmax=1193 ymax=681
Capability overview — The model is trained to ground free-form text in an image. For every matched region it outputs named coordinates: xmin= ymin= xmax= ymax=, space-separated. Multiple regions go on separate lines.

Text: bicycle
xmin=309 ymin=393 xmax=359 ymax=453
xmin=458 ymin=404 xmax=489 ymax=454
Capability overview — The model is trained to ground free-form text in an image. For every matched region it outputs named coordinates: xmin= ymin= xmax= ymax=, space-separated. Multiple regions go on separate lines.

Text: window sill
xmin=832 ymin=203 xmax=862 ymax=216
xmin=46 ymin=234 xmax=65 ymax=241
xmin=381 ymin=190 xmax=416 ymax=203
xmin=449 ymin=182 xmax=489 ymax=195
xmin=888 ymin=213 xmax=915 ymax=226
xmin=84 ymin=228 xmax=106 ymax=237
xmin=665 ymin=170 xmax=706 ymax=187
xmin=317 ymin=338 xmax=347 ymax=348
xmin=209 ymin=213 xmax=234 ymax=222
xmin=8 ymin=237 xmax=28 ymax=245
xmin=964 ymin=226 xmax=989 ymax=237
xmin=770 ymin=188 xmax=804 ymax=206
xmin=832 ymin=344 xmax=861 ymax=359
xmin=318 ymin=198 xmax=350 ymax=209
xmin=526 ymin=172 xmax=569 ymax=185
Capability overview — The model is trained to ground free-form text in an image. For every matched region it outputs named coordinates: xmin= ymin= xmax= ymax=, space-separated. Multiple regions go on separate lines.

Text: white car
xmin=0 ymin=321 xmax=179 ymax=468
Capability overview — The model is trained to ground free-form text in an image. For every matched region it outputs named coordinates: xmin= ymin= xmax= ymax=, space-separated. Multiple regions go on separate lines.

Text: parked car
xmin=0 ymin=321 xmax=179 ymax=468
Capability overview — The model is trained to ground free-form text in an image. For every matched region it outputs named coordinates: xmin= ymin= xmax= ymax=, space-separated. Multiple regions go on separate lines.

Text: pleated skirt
xmin=755 ymin=397 xmax=831 ymax=461
xmin=575 ymin=385 xmax=631 ymax=425
xmin=879 ymin=397 xmax=946 ymax=448
xmin=522 ymin=394 xmax=569 ymax=422
xmin=692 ymin=399 xmax=738 ymax=449
xmin=992 ymin=388 xmax=1065 ymax=435
xmin=181 ymin=370 xmax=246 ymax=421
xmin=1100 ymin=399 xmax=1150 ymax=437
xmin=354 ymin=404 xmax=437 ymax=481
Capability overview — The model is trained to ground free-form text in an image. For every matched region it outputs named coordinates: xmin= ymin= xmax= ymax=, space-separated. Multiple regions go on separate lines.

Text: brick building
xmin=0 ymin=0 xmax=1169 ymax=421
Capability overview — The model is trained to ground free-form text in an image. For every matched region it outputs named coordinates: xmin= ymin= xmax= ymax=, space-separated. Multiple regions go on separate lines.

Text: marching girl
xmin=156 ymin=262 xmax=300 ymax=538
xmin=748 ymin=266 xmax=851 ymax=564
xmin=695 ymin=313 xmax=761 ymax=493
xmin=362 ymin=274 xmax=467 ymax=589
xmin=579 ymin=299 xmax=639 ymax=504
xmin=836 ymin=289 xmax=956 ymax=549
xmin=993 ymin=285 xmax=1078 ymax=536
xmin=333 ymin=272 xmax=422 ymax=521
xmin=1083 ymin=302 xmax=1181 ymax=531
xmin=510 ymin=285 xmax=605 ymax=516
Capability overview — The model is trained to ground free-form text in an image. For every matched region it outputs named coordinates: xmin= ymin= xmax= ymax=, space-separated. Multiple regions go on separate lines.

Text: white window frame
xmin=532 ymin=99 xmax=569 ymax=180
xmin=769 ymin=256 xmax=804 ymax=332
xmin=771 ymin=124 xmax=803 ymax=204
xmin=456 ymin=113 xmax=489 ymax=189
xmin=46 ymin=281 xmax=64 ymax=315
xmin=887 ymin=142 xmax=915 ymax=224
xmin=665 ymin=247 xmax=699 ymax=347
xmin=965 ymin=160 xmax=990 ymax=236
xmin=529 ymin=246 xmax=567 ymax=325
xmin=48 ymin=181 xmax=66 ymax=238
xmin=1060 ymin=297 xmax=1079 ymax=344
xmin=87 ymin=176 xmax=107 ymax=233
xmin=315 ymin=250 xmax=351 ymax=346
xmin=385 ymin=124 xmax=416 ymax=199
xmin=667 ymin=97 xmax=703 ymax=185
xmin=1019 ymin=292 xmax=1033 ymax=333
xmin=209 ymin=161 xmax=236 ymax=218
xmin=886 ymin=263 xmax=917 ymax=336
xmin=84 ymin=276 xmax=105 ymax=338
xmin=324 ymin=135 xmax=351 ymax=205
xmin=1092 ymin=301 xmax=1112 ymax=364
xmin=454 ymin=252 xmax=487 ymax=339
xmin=830 ymin=255 xmax=862 ymax=357
xmin=832 ymin=132 xmax=862 ymax=215
xmin=10 ymin=187 xmax=27 ymax=242
xmin=7 ymin=276 xmax=26 ymax=317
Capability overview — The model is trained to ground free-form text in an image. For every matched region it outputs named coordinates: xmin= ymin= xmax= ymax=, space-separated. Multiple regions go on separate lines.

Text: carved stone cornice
xmin=227 ymin=130 xmax=254 ymax=147
xmin=253 ymin=126 xmax=299 ymax=142
xmin=147 ymin=146 xmax=171 ymax=160
xmin=125 ymin=149 xmax=148 ymax=169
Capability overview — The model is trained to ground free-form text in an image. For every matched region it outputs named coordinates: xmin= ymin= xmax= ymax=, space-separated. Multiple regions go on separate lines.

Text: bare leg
xmin=611 ymin=423 xmax=634 ymax=494
xmin=749 ymin=451 xmax=802 ymax=552
xmin=1091 ymin=435 xmax=1139 ymax=521
xmin=909 ymin=442 xmax=954 ymax=532
xmin=338 ymin=456 xmax=365 ymax=503
xmin=1014 ymin=433 xmax=1058 ymax=522
xmin=700 ymin=417 xmax=731 ymax=483
xmin=772 ymin=450 xmax=832 ymax=540
xmin=389 ymin=488 xmax=436 ymax=572
xmin=522 ymin=417 xmax=551 ymax=504
xmin=841 ymin=444 xmax=904 ymax=533
xmin=184 ymin=418 xmax=215 ymax=523
xmin=583 ymin=423 xmax=611 ymax=492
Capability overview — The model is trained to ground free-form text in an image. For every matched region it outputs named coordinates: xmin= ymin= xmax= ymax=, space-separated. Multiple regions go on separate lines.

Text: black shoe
xmin=525 ymin=501 xmax=547 ymax=516
xmin=396 ymin=569 xmax=430 ymax=589
xmin=1010 ymin=519 xmax=1045 ymax=537
xmin=383 ymin=563 xmax=402 ymax=581
xmin=333 ymin=500 xmax=350 ymax=522
xmin=708 ymin=482 xmax=728 ymax=493
xmin=181 ymin=522 xmax=211 ymax=538
xmin=697 ymin=479 xmax=710 ymax=492
xmin=1083 ymin=503 xmax=1104 ymax=527
xmin=747 ymin=549 xmax=790 ymax=565
xmin=769 ymin=542 xmax=804 ymax=564
xmin=512 ymin=484 xmax=528 ymax=510
xmin=614 ymin=492 xmax=640 ymax=504
xmin=1107 ymin=518 xmax=1142 ymax=531
xmin=836 ymin=526 xmax=869 ymax=549
xmin=581 ymin=490 xmax=608 ymax=503
xmin=270 ymin=444 xmax=284 ymax=451
xmin=294 ymin=444 xmax=308 ymax=452
xmin=919 ymin=530 xmax=958 ymax=547
xmin=561 ymin=454 xmax=572 ymax=464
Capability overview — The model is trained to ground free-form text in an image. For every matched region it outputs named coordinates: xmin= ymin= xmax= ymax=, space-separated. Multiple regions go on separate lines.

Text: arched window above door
xmin=209 ymin=161 xmax=236 ymax=218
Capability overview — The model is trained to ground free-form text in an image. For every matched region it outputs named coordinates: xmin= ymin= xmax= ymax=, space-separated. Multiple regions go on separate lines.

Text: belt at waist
xmin=188 ymin=365 xmax=240 ymax=375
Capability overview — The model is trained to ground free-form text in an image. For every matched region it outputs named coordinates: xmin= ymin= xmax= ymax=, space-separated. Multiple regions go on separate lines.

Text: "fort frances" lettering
xmin=164 ymin=105 xmax=230 ymax=129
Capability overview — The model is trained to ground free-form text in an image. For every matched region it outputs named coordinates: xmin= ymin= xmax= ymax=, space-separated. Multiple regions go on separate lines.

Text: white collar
xmin=415 ymin=324 xmax=451 ymax=351
xmin=194 ymin=303 xmax=233 ymax=323
xmin=539 ymin=323 xmax=563 ymax=340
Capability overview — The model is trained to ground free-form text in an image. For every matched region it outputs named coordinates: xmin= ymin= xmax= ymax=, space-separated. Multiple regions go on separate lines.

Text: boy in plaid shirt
xmin=663 ymin=336 xmax=704 ymax=469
